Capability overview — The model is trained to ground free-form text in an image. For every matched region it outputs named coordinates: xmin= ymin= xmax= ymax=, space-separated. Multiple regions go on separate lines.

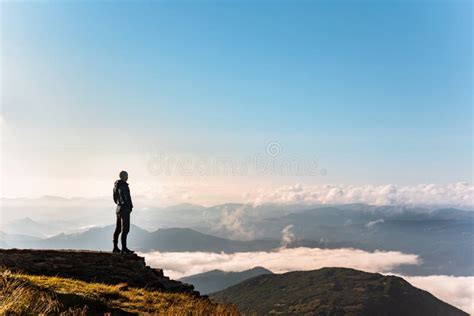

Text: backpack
xmin=113 ymin=182 xmax=120 ymax=204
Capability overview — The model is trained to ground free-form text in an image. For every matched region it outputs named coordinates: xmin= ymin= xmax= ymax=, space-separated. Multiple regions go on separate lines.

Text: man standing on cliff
xmin=113 ymin=171 xmax=134 ymax=254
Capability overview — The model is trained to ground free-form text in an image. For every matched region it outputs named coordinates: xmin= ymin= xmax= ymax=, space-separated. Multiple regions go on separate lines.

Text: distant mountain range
xmin=179 ymin=267 xmax=273 ymax=294
xmin=211 ymin=267 xmax=468 ymax=315
xmin=1 ymin=204 xmax=473 ymax=276
xmin=0 ymin=226 xmax=280 ymax=253
xmin=245 ymin=206 xmax=474 ymax=276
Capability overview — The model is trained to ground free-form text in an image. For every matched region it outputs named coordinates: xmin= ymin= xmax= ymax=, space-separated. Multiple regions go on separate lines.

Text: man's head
xmin=119 ymin=170 xmax=128 ymax=182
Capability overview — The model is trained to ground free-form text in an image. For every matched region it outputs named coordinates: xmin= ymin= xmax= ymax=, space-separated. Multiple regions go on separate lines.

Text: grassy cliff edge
xmin=0 ymin=269 xmax=239 ymax=315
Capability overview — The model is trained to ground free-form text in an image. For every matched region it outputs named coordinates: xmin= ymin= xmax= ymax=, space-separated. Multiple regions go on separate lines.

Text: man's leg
xmin=112 ymin=213 xmax=121 ymax=252
xmin=121 ymin=210 xmax=131 ymax=252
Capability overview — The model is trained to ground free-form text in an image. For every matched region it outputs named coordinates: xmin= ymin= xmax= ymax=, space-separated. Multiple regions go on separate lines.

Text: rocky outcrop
xmin=0 ymin=249 xmax=197 ymax=295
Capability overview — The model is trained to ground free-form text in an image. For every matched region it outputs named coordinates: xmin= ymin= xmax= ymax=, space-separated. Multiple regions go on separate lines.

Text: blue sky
xmin=1 ymin=0 xmax=472 ymax=203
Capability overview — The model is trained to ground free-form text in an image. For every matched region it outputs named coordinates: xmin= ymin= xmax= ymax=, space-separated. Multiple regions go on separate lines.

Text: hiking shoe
xmin=121 ymin=247 xmax=134 ymax=254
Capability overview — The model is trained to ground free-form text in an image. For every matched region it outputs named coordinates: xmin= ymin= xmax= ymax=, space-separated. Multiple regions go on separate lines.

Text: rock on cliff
xmin=0 ymin=249 xmax=196 ymax=295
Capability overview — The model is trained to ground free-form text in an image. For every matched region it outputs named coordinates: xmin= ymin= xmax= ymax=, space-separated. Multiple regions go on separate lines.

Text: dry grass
xmin=0 ymin=270 xmax=239 ymax=315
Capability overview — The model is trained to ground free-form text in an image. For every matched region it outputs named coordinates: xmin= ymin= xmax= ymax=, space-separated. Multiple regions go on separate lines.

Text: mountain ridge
xmin=179 ymin=267 xmax=273 ymax=294
xmin=211 ymin=267 xmax=468 ymax=315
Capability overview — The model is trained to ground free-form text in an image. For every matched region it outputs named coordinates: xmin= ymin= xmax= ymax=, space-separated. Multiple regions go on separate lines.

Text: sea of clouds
xmin=140 ymin=247 xmax=420 ymax=279
xmin=251 ymin=182 xmax=473 ymax=207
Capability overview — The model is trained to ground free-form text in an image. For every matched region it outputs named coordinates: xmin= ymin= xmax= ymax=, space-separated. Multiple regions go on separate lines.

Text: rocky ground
xmin=0 ymin=249 xmax=196 ymax=294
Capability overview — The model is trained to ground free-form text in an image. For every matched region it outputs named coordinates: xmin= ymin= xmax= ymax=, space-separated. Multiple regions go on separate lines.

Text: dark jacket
xmin=113 ymin=180 xmax=133 ymax=213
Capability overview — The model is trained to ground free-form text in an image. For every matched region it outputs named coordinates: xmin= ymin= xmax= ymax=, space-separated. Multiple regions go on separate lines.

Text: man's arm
xmin=113 ymin=187 xmax=119 ymax=204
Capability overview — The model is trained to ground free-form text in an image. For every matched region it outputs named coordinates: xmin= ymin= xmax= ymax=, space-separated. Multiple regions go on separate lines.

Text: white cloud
xmin=140 ymin=247 xmax=420 ymax=279
xmin=366 ymin=219 xmax=384 ymax=228
xmin=402 ymin=275 xmax=474 ymax=315
xmin=280 ymin=224 xmax=295 ymax=248
xmin=212 ymin=205 xmax=256 ymax=240
xmin=251 ymin=183 xmax=474 ymax=207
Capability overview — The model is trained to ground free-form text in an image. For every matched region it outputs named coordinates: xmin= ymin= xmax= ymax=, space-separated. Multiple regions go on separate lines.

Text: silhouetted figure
xmin=113 ymin=170 xmax=134 ymax=254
